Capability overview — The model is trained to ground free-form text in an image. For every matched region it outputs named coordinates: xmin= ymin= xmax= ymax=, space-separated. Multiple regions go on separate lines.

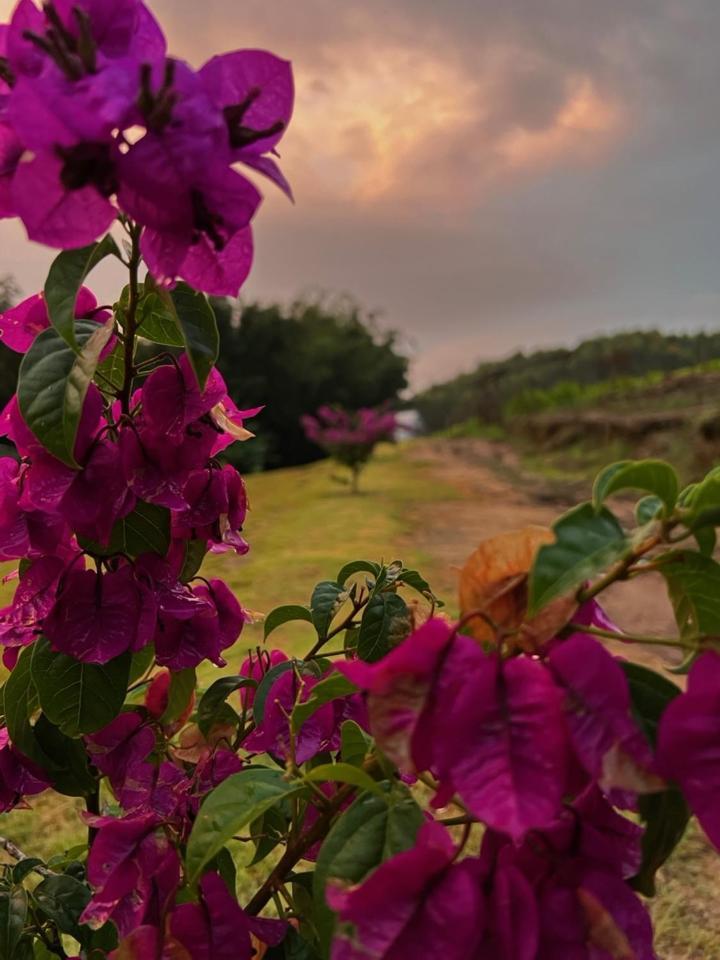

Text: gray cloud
xmin=2 ymin=0 xmax=720 ymax=387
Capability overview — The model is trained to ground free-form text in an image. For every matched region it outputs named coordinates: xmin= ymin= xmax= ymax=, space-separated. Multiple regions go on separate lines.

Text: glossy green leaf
xmin=682 ymin=471 xmax=720 ymax=530
xmin=336 ymin=560 xmax=381 ymax=586
xmin=79 ymin=500 xmax=171 ymax=558
xmin=167 ymin=282 xmax=219 ymax=388
xmin=264 ymin=604 xmax=313 ymax=640
xmin=313 ymin=787 xmax=423 ymax=954
xmin=357 ymin=592 xmax=407 ymax=662
xmin=180 ymin=539 xmax=208 ymax=583
xmin=630 ymin=790 xmax=690 ymax=896
xmin=31 ymin=715 xmax=98 ymax=797
xmin=340 ymin=720 xmax=372 ymax=767
xmin=305 ymin=762 xmax=385 ymax=798
xmin=291 ymin=673 xmax=357 ymax=733
xmin=397 ymin=569 xmax=442 ymax=605
xmin=128 ymin=645 xmax=155 ymax=684
xmin=159 ymin=668 xmax=196 ymax=724
xmin=635 ymin=495 xmax=663 ymax=526
xmin=45 ymin=236 xmax=119 ymax=347
xmin=528 ymin=503 xmax=629 ymax=615
xmin=0 ymin=887 xmax=28 ymax=960
xmin=197 ymin=676 xmax=249 ymax=735
xmin=658 ymin=551 xmax=720 ymax=638
xmin=310 ymin=582 xmax=345 ymax=640
xmin=31 ymin=638 xmax=130 ymax=737
xmin=135 ymin=284 xmax=184 ymax=346
xmin=18 ymin=319 xmax=114 ymax=467
xmin=94 ymin=341 xmax=125 ymax=394
xmin=593 ymin=459 xmax=678 ymax=513
xmin=33 ymin=875 xmax=91 ymax=935
xmin=1 ymin=644 xmax=40 ymax=760
xmin=185 ymin=768 xmax=304 ymax=883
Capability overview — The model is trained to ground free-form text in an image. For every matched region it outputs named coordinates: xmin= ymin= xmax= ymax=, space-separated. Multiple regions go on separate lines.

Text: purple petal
xmin=178 ymin=224 xmax=255 ymax=297
xmin=12 ymin=152 xmax=116 ymax=248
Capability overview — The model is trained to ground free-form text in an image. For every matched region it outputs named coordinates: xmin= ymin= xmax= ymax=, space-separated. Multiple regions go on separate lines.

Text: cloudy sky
xmin=2 ymin=0 xmax=720 ymax=387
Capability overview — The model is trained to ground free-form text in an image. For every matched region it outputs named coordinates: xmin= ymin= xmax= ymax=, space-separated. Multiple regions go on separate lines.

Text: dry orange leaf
xmin=458 ymin=526 xmax=577 ymax=651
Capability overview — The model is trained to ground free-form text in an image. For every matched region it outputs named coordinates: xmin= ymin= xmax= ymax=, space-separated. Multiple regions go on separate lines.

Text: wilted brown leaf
xmin=459 ymin=526 xmax=576 ymax=650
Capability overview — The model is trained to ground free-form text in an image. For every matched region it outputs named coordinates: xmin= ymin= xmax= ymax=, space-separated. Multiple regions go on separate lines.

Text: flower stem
xmin=120 ymin=222 xmax=142 ymax=415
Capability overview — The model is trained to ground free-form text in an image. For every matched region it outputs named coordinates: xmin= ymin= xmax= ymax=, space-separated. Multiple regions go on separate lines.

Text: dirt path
xmin=406 ymin=438 xmax=680 ymax=672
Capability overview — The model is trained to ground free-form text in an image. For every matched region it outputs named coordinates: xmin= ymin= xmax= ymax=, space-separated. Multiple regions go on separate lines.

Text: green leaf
xmin=620 ymin=662 xmax=681 ymax=747
xmin=635 ymin=495 xmax=663 ymax=526
xmin=357 ymin=593 xmax=407 ymax=662
xmin=185 ymin=768 xmax=304 ymax=883
xmin=2 ymin=645 xmax=40 ymax=760
xmin=79 ymin=500 xmax=171 ymax=558
xmin=593 ymin=460 xmax=678 ymax=513
xmin=336 ymin=560 xmax=381 ymax=586
xmin=18 ymin=319 xmax=115 ymax=467
xmin=397 ymin=569 xmax=442 ymax=606
xmin=128 ymin=645 xmax=155 ymax=684
xmin=340 ymin=720 xmax=371 ymax=767
xmin=682 ymin=472 xmax=720 ymax=530
xmin=694 ymin=526 xmax=717 ymax=557
xmin=44 ymin=236 xmax=119 ymax=347
xmin=159 ymin=668 xmax=196 ymax=725
xmin=0 ymin=887 xmax=28 ymax=960
xmin=31 ymin=638 xmax=130 ymax=737
xmin=266 ymin=927 xmax=320 ymax=960
xmin=94 ymin=341 xmax=125 ymax=394
xmin=305 ymin=762 xmax=385 ymax=798
xmin=135 ymin=285 xmax=184 ymax=347
xmin=12 ymin=860 xmax=44 ymax=884
xmin=32 ymin=715 xmax=98 ymax=797
xmin=658 ymin=551 xmax=720 ymax=638
xmin=180 ymin=539 xmax=208 ymax=583
xmin=33 ymin=875 xmax=91 ymax=935
xmin=310 ymin=582 xmax=345 ymax=640
xmin=291 ymin=673 xmax=357 ymax=734
xmin=264 ymin=605 xmax=313 ymax=640
xmin=313 ymin=787 xmax=423 ymax=954
xmin=630 ymin=790 xmax=690 ymax=897
xmin=528 ymin=503 xmax=629 ymax=615
xmin=166 ymin=282 xmax=219 ymax=388
xmin=197 ymin=677 xmax=249 ymax=735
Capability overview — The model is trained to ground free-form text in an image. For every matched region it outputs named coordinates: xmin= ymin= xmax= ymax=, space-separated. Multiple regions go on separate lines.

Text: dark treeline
xmin=414 ymin=330 xmax=720 ymax=432
xmin=214 ymin=295 xmax=407 ymax=470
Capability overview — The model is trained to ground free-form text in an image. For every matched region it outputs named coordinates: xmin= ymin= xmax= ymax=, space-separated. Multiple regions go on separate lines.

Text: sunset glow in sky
xmin=2 ymin=0 xmax=719 ymax=387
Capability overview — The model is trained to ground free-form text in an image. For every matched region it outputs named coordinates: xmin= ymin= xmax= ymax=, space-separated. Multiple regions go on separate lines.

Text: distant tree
xmin=213 ymin=295 xmax=408 ymax=470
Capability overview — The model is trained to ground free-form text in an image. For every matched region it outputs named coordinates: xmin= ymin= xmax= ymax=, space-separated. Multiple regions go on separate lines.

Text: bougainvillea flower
xmin=144 ymin=669 xmax=195 ymax=724
xmin=5 ymin=0 xmax=165 ymax=78
xmin=199 ymin=50 xmax=294 ymax=178
xmin=549 ymin=633 xmax=660 ymax=800
xmin=2 ymin=381 xmax=102 ymax=463
xmin=343 ymin=618 xmax=569 ymax=839
xmin=657 ymin=651 xmax=720 ymax=849
xmin=141 ymin=357 xmax=227 ymax=439
xmin=135 ymin=554 xmax=210 ymax=620
xmin=0 ymin=285 xmax=103 ymax=352
xmin=59 ymin=437 xmax=136 ymax=543
xmin=11 ymin=150 xmax=117 ymax=247
xmin=82 ymin=812 xmax=180 ymax=936
xmin=479 ymin=857 xmax=538 ymax=960
xmin=45 ymin=565 xmax=157 ymax=663
xmin=239 ymin=648 xmax=289 ymax=708
xmin=0 ymin=728 xmax=49 ymax=812
xmin=244 ymin=667 xmax=349 ymax=764
xmin=154 ymin=577 xmax=247 ymax=670
xmin=0 ymin=556 xmax=65 ymax=650
xmin=169 ymin=872 xmax=286 ymax=960
xmin=175 ymin=464 xmax=248 ymax=552
xmin=329 ymin=821 xmax=485 ymax=960
xmin=85 ymin=711 xmax=156 ymax=799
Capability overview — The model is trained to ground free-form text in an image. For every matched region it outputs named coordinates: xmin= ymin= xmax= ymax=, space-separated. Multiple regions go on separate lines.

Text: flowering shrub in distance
xmin=302 ymin=405 xmax=397 ymax=492
xmin=1 ymin=3 xmax=720 ymax=959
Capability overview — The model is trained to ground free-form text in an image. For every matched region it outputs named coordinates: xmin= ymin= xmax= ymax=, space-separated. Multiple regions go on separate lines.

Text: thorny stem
xmin=119 ymin=221 xmax=142 ymax=415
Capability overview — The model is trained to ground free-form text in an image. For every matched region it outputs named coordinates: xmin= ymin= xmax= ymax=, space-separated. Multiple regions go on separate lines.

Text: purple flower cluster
xmin=0 ymin=349 xmax=255 ymax=671
xmin=328 ymin=615 xmax=720 ymax=959
xmin=0 ymin=0 xmax=293 ymax=295
xmin=302 ymin=405 xmax=397 ymax=450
